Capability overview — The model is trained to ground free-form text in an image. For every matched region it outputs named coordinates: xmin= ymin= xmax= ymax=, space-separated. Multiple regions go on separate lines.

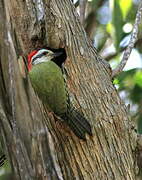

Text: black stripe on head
xmin=32 ymin=51 xmax=48 ymax=63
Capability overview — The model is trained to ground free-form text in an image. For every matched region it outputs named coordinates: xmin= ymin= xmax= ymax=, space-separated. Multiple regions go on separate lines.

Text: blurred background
xmin=73 ymin=0 xmax=142 ymax=133
xmin=0 ymin=0 xmax=142 ymax=178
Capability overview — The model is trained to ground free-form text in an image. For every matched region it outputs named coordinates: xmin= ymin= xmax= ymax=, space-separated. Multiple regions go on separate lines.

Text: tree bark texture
xmin=0 ymin=0 xmax=137 ymax=179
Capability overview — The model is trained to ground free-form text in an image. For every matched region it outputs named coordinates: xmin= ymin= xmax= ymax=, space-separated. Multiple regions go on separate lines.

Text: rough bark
xmin=0 ymin=0 xmax=137 ymax=179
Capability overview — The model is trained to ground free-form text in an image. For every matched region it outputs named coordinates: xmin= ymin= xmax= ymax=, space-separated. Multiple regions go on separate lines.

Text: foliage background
xmin=0 ymin=0 xmax=141 ymax=179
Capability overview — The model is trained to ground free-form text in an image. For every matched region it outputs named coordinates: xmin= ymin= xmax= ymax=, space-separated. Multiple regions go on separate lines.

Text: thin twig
xmin=75 ymin=0 xmax=79 ymax=7
xmin=112 ymin=1 xmax=142 ymax=78
xmin=79 ymin=0 xmax=87 ymax=24
xmin=102 ymin=38 xmax=142 ymax=61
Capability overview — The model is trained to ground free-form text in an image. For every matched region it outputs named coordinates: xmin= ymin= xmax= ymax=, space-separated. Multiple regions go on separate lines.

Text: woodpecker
xmin=27 ymin=48 xmax=92 ymax=139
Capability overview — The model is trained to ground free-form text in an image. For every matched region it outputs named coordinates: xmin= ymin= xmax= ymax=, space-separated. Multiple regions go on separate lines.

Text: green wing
xmin=29 ymin=61 xmax=67 ymax=115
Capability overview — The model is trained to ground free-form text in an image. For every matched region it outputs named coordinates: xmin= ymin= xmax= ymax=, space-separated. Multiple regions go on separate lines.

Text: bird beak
xmin=52 ymin=52 xmax=63 ymax=57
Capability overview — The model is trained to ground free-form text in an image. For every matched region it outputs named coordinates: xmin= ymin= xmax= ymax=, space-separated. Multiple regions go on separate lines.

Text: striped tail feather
xmin=64 ymin=108 xmax=92 ymax=140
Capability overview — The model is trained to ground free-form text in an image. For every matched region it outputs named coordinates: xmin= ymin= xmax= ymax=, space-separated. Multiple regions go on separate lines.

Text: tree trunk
xmin=0 ymin=0 xmax=137 ymax=179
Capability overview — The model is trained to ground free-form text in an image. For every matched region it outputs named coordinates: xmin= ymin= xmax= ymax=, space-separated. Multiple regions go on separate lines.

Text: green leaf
xmin=134 ymin=71 xmax=142 ymax=87
xmin=119 ymin=0 xmax=132 ymax=19
xmin=113 ymin=78 xmax=119 ymax=85
xmin=92 ymin=0 xmax=100 ymax=7
xmin=109 ymin=0 xmax=124 ymax=50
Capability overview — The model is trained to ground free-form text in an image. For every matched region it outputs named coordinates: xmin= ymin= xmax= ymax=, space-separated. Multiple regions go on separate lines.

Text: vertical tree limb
xmin=79 ymin=0 xmax=87 ymax=24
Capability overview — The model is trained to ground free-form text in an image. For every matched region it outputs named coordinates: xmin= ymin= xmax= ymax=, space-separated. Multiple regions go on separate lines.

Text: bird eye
xmin=43 ymin=52 xmax=48 ymax=55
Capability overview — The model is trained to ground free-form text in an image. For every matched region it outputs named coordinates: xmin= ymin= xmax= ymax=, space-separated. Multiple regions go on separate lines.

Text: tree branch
xmin=103 ymin=37 xmax=142 ymax=61
xmin=75 ymin=0 xmax=79 ymax=7
xmin=112 ymin=1 xmax=142 ymax=78
xmin=137 ymin=135 xmax=142 ymax=170
xmin=79 ymin=0 xmax=87 ymax=24
xmin=84 ymin=0 xmax=104 ymax=40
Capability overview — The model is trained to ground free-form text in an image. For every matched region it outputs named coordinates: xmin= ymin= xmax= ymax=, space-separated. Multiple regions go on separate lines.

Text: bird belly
xmin=29 ymin=61 xmax=67 ymax=115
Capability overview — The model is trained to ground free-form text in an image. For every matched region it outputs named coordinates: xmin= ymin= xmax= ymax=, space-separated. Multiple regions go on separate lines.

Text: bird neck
xmin=32 ymin=56 xmax=50 ymax=65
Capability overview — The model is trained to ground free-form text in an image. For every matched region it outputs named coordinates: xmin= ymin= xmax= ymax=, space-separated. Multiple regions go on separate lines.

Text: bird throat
xmin=32 ymin=56 xmax=50 ymax=65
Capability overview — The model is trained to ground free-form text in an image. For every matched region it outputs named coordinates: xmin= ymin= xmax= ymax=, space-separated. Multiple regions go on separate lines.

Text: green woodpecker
xmin=28 ymin=48 xmax=92 ymax=139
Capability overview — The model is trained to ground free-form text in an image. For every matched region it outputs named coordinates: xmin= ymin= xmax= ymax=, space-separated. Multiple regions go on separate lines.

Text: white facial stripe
xmin=32 ymin=56 xmax=50 ymax=65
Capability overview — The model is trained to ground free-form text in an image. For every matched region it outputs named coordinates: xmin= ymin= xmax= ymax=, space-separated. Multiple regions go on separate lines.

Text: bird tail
xmin=64 ymin=108 xmax=92 ymax=140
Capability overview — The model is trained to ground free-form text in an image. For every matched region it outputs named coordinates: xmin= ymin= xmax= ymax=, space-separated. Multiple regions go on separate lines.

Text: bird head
xmin=27 ymin=49 xmax=63 ymax=71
